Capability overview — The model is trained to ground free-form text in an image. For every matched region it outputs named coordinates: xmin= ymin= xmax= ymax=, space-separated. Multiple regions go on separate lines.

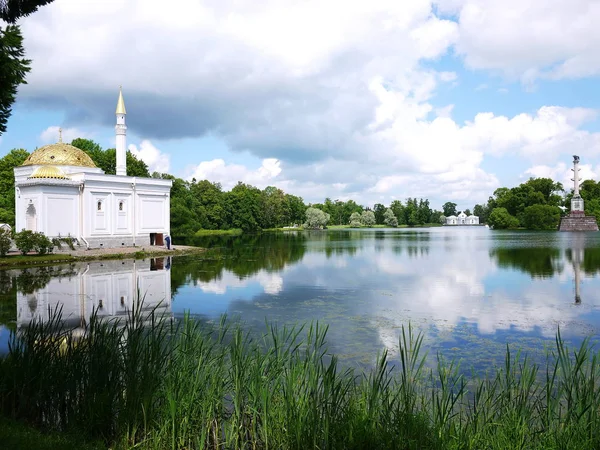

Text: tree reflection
xmin=489 ymin=248 xmax=563 ymax=278
xmin=170 ymin=233 xmax=307 ymax=295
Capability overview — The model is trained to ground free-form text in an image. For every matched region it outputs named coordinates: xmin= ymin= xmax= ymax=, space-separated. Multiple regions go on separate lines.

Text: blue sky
xmin=2 ymin=0 xmax=600 ymax=211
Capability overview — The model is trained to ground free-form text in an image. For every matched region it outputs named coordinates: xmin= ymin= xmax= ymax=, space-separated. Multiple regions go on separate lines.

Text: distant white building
xmin=0 ymin=223 xmax=10 ymax=232
xmin=445 ymin=212 xmax=479 ymax=226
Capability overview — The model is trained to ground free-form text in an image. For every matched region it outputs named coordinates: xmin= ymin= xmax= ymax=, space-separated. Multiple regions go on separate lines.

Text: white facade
xmin=13 ymin=90 xmax=172 ymax=248
xmin=17 ymin=258 xmax=172 ymax=330
xmin=445 ymin=213 xmax=479 ymax=226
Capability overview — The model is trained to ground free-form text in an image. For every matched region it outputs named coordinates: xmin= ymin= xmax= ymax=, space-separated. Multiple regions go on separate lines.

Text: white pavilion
xmin=13 ymin=89 xmax=172 ymax=248
xmin=445 ymin=212 xmax=479 ymax=226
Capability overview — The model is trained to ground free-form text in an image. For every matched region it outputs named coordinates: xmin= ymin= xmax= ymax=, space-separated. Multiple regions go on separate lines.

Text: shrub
xmin=488 ymin=207 xmax=520 ymax=229
xmin=522 ymin=204 xmax=562 ymax=230
xmin=14 ymin=230 xmax=53 ymax=255
xmin=0 ymin=228 xmax=11 ymax=257
xmin=34 ymin=233 xmax=53 ymax=255
xmin=14 ymin=230 xmax=36 ymax=255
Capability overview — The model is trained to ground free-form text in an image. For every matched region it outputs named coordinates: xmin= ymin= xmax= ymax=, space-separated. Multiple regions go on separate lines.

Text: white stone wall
xmin=14 ymin=165 xmax=172 ymax=247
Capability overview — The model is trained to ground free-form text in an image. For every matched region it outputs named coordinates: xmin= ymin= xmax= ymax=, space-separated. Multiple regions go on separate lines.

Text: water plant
xmin=1 ymin=305 xmax=600 ymax=450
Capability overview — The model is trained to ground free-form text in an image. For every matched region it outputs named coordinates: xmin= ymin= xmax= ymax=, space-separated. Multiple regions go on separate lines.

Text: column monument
xmin=559 ymin=155 xmax=599 ymax=231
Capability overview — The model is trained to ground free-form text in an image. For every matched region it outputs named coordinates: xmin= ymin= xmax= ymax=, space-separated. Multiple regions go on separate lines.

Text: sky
xmin=2 ymin=0 xmax=600 ymax=211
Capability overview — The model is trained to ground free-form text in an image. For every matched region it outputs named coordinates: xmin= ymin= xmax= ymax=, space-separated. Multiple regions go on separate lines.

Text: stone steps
xmin=559 ymin=215 xmax=599 ymax=231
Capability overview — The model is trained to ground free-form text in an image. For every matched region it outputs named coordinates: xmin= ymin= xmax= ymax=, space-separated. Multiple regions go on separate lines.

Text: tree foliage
xmin=442 ymin=202 xmax=457 ymax=216
xmin=304 ymin=207 xmax=330 ymax=229
xmin=0 ymin=0 xmax=56 ymax=23
xmin=361 ymin=210 xmax=376 ymax=227
xmin=0 ymin=25 xmax=30 ymax=136
xmin=473 ymin=177 xmax=565 ymax=229
xmin=383 ymin=208 xmax=398 ymax=227
xmin=487 ymin=207 xmax=519 ymax=229
xmin=0 ymin=148 xmax=29 ymax=225
xmin=71 ymin=138 xmax=149 ymax=177
xmin=349 ymin=212 xmax=362 ymax=228
xmin=0 ymin=0 xmax=56 ymax=135
xmin=521 ymin=204 xmax=562 ymax=230
xmin=0 ymin=228 xmax=11 ymax=256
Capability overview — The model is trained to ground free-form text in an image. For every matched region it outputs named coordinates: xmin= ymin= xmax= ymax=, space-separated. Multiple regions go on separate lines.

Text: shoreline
xmin=0 ymin=245 xmax=206 ymax=269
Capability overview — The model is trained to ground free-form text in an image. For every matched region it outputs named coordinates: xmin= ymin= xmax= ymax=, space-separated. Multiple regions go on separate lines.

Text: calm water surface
xmin=2 ymin=227 xmax=600 ymax=372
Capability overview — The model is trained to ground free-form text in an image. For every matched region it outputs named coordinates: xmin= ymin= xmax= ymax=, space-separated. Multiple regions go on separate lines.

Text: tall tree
xmin=1 ymin=0 xmax=56 ymax=23
xmin=0 ymin=25 xmax=29 ymax=136
xmin=0 ymin=148 xmax=29 ymax=225
xmin=1 ymin=0 xmax=56 ymax=135
xmin=442 ymin=201 xmax=457 ymax=216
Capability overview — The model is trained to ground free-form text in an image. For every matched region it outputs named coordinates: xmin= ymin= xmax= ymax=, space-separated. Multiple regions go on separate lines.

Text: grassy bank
xmin=195 ymin=228 xmax=243 ymax=236
xmin=2 ymin=306 xmax=600 ymax=449
xmin=0 ymin=254 xmax=75 ymax=268
xmin=0 ymin=246 xmax=205 ymax=269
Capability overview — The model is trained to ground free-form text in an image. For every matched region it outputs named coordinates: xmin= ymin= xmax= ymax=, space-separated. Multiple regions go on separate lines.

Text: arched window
xmin=119 ymin=201 xmax=124 ymax=211
xmin=97 ymin=201 xmax=102 ymax=211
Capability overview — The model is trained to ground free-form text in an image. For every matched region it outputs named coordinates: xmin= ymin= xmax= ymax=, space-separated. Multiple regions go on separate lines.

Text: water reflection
xmin=173 ymin=229 xmax=600 ymax=371
xmin=4 ymin=229 xmax=600 ymax=372
xmin=16 ymin=258 xmax=172 ymax=331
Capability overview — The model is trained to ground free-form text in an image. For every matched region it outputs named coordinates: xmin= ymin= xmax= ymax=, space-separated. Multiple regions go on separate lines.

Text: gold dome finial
xmin=116 ymin=86 xmax=126 ymax=115
xmin=58 ymin=127 xmax=62 ymax=143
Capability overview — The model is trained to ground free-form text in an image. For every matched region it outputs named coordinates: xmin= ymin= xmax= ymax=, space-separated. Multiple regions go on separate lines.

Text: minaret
xmin=116 ymin=87 xmax=127 ymax=176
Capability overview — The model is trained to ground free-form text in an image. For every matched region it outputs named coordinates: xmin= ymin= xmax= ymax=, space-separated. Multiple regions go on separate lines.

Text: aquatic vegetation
xmin=1 ymin=306 xmax=600 ymax=449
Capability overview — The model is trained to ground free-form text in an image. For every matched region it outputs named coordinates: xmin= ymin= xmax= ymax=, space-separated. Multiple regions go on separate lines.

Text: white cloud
xmin=524 ymin=162 xmax=599 ymax=189
xmin=128 ymin=140 xmax=170 ymax=173
xmin=189 ymin=158 xmax=281 ymax=190
xmin=13 ymin=0 xmax=600 ymax=209
xmin=40 ymin=126 xmax=89 ymax=144
xmin=437 ymin=0 xmax=600 ymax=81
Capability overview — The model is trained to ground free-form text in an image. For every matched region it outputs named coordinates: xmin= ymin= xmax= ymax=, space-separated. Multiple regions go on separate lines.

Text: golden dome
xmin=28 ymin=165 xmax=70 ymax=180
xmin=22 ymin=143 xmax=97 ymax=168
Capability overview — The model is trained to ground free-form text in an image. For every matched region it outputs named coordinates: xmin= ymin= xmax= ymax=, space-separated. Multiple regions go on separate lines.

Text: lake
xmin=2 ymin=227 xmax=600 ymax=372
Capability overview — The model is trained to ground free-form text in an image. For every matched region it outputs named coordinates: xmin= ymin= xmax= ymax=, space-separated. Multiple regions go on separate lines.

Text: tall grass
xmin=1 ymin=305 xmax=600 ymax=449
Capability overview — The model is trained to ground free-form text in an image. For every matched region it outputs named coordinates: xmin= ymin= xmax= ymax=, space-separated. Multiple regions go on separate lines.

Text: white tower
xmin=116 ymin=87 xmax=127 ymax=176
xmin=571 ymin=155 xmax=584 ymax=213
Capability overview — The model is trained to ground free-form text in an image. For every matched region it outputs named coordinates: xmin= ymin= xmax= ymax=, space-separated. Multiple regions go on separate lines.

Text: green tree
xmin=70 ymin=138 xmax=150 ymax=177
xmin=304 ymin=207 xmax=329 ymax=229
xmin=0 ymin=148 xmax=29 ymax=225
xmin=373 ymin=203 xmax=386 ymax=225
xmin=390 ymin=200 xmax=405 ymax=225
xmin=473 ymin=204 xmax=488 ymax=223
xmin=521 ymin=204 xmax=562 ymax=230
xmin=0 ymin=25 xmax=30 ymax=136
xmin=442 ymin=202 xmax=457 ymax=216
xmin=0 ymin=228 xmax=11 ymax=256
xmin=1 ymin=0 xmax=56 ymax=23
xmin=349 ymin=212 xmax=362 ymax=227
xmin=488 ymin=207 xmax=519 ymax=229
xmin=361 ymin=210 xmax=376 ymax=227
xmin=383 ymin=208 xmax=398 ymax=227
xmin=1 ymin=1 xmax=56 ymax=134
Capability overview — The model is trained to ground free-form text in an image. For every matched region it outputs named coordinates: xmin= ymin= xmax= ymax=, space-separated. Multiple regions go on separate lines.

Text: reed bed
xmin=1 ymin=304 xmax=600 ymax=450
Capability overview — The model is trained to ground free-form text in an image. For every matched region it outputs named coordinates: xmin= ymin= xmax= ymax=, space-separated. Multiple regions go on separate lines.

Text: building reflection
xmin=17 ymin=258 xmax=172 ymax=331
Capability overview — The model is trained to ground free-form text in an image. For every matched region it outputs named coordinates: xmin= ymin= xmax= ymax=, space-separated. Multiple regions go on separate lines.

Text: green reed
xmin=2 ymin=304 xmax=600 ymax=450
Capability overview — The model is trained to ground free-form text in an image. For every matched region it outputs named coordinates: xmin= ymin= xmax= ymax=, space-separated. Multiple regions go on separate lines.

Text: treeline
xmin=0 ymin=139 xmax=441 ymax=236
xmin=311 ymin=198 xmax=443 ymax=227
